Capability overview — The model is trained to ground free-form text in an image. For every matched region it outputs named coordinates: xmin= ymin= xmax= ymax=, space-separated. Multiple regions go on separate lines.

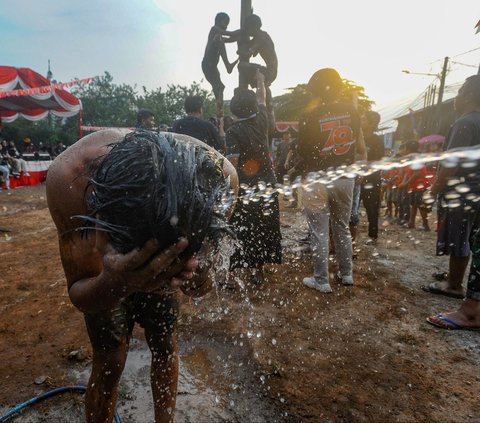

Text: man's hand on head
xmin=179 ymin=241 xmax=215 ymax=298
xmin=100 ymin=238 xmax=199 ymax=296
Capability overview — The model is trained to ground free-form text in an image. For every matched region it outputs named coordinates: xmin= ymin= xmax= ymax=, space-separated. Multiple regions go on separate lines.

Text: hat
xmin=307 ymin=68 xmax=342 ymax=100
xmin=230 ymin=88 xmax=258 ymax=118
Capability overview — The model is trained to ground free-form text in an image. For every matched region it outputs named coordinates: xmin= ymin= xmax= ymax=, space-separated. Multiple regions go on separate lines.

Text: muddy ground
xmin=0 ymin=185 xmax=479 ymax=423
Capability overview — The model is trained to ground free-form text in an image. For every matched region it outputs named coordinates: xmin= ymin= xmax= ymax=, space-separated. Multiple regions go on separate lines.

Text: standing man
xmin=47 ymin=129 xmax=238 ymax=422
xmin=202 ymin=12 xmax=239 ymax=117
xmin=297 ymin=68 xmax=366 ymax=293
xmin=360 ymin=111 xmax=385 ymax=245
xmin=238 ymin=14 xmax=278 ymax=131
xmin=425 ymin=75 xmax=480 ymax=330
xmin=172 ymin=96 xmax=225 ymax=152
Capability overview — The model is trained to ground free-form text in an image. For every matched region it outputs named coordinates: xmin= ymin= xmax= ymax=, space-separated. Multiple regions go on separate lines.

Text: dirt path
xmin=0 ymin=186 xmax=479 ymax=422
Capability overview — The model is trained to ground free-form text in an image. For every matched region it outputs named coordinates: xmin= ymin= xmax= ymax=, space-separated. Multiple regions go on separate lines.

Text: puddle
xmin=2 ymin=334 xmax=284 ymax=422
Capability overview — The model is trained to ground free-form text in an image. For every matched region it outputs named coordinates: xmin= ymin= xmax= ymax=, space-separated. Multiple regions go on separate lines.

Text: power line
xmin=451 ymin=46 xmax=480 ymax=58
xmin=450 ymin=60 xmax=479 ymax=68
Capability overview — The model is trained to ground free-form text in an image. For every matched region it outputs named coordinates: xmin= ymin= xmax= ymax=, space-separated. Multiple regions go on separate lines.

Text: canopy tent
xmin=0 ymin=66 xmax=82 ymax=123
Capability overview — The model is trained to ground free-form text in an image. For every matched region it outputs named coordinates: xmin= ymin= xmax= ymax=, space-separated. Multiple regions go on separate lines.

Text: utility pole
xmin=432 ymin=56 xmax=449 ymax=134
xmin=436 ymin=56 xmax=449 ymax=106
xmin=238 ymin=0 xmax=253 ymax=89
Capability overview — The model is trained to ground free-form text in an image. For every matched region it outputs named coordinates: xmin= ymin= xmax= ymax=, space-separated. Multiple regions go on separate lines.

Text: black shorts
xmin=436 ymin=194 xmax=480 ymax=257
xmin=84 ymin=293 xmax=179 ymax=350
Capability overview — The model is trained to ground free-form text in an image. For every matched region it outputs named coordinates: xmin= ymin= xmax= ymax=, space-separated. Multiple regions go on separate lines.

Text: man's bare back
xmin=47 ymin=129 xmax=238 ymax=422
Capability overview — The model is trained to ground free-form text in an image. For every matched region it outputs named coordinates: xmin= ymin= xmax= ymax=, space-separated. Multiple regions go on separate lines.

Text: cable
xmin=452 ymin=46 xmax=480 ymax=58
xmin=0 ymin=386 xmax=122 ymax=423
xmin=450 ymin=60 xmax=479 ymax=68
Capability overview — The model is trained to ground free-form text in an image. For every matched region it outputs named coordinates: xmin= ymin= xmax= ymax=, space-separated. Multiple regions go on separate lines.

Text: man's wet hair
xmin=230 ymin=88 xmax=258 ymax=118
xmin=185 ymin=96 xmax=204 ymax=114
xmin=245 ymin=14 xmax=262 ymax=33
xmin=464 ymin=75 xmax=480 ymax=106
xmin=215 ymin=12 xmax=230 ymax=26
xmin=307 ymin=68 xmax=343 ymax=103
xmin=136 ymin=109 xmax=154 ymax=126
xmin=80 ymin=131 xmax=232 ymax=256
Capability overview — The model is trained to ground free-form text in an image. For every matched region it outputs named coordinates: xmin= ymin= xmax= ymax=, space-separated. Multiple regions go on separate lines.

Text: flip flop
xmin=426 ymin=314 xmax=480 ymax=331
xmin=431 ymin=271 xmax=448 ymax=281
xmin=421 ymin=282 xmax=464 ymax=299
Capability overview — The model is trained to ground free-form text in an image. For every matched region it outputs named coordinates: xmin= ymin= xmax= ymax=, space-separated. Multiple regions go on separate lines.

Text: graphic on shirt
xmin=319 ymin=114 xmax=355 ymax=156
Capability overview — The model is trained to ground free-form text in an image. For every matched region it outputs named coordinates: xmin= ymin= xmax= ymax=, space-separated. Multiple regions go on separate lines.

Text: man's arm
xmin=430 ymin=121 xmax=475 ymax=195
xmin=356 ymin=127 xmax=367 ymax=161
xmin=213 ymin=26 xmax=241 ymax=39
xmin=399 ymin=168 xmax=420 ymax=189
xmin=59 ymin=230 xmax=197 ymax=313
xmin=430 ymin=165 xmax=458 ymax=196
xmin=256 ymin=69 xmax=266 ymax=106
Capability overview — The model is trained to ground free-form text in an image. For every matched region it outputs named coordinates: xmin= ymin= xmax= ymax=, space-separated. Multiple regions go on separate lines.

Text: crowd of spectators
xmin=0 ymin=133 xmax=67 ymax=189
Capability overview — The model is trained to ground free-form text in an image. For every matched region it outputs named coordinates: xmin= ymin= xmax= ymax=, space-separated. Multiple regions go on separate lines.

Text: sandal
xmin=431 ymin=271 xmax=448 ymax=281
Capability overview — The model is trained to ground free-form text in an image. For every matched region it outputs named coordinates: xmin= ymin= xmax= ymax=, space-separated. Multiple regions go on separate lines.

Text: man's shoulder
xmin=454 ymin=111 xmax=480 ymax=128
xmin=368 ymin=133 xmax=383 ymax=144
xmin=303 ymin=102 xmax=358 ymax=123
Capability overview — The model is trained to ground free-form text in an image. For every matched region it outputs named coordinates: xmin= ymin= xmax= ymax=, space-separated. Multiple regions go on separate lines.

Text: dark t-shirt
xmin=298 ymin=102 xmax=360 ymax=173
xmin=443 ymin=111 xmax=480 ymax=189
xmin=172 ymin=116 xmax=224 ymax=152
xmin=365 ymin=134 xmax=385 ymax=161
xmin=363 ymin=133 xmax=385 ymax=186
xmin=226 ymin=105 xmax=275 ymax=186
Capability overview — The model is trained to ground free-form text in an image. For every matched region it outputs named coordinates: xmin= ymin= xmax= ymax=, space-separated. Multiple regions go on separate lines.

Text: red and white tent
xmin=0 ymin=66 xmax=83 ymax=123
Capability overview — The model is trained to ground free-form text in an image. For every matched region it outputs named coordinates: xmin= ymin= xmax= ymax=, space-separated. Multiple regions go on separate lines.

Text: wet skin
xmin=46 ymin=129 xmax=238 ymax=423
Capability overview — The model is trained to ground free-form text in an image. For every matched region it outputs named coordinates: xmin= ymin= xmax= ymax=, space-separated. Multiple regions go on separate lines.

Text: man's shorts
xmin=436 ymin=193 xmax=480 ymax=257
xmin=84 ymin=293 xmax=179 ymax=350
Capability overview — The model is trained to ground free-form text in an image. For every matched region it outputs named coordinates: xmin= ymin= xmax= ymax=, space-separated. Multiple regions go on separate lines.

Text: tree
xmin=273 ymin=79 xmax=374 ymax=122
xmin=72 ymin=71 xmax=138 ymax=127
xmin=1 ymin=116 xmax=79 ymax=150
xmin=1 ymin=72 xmax=219 ymax=148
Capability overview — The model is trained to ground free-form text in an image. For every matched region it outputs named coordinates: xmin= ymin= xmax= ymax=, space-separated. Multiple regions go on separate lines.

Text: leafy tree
xmin=150 ymin=81 xmax=215 ymax=125
xmin=1 ymin=116 xmax=79 ymax=151
xmin=72 ymin=71 xmax=138 ymax=127
xmin=273 ymin=79 xmax=374 ymax=122
xmin=1 ymin=72 xmax=221 ymax=149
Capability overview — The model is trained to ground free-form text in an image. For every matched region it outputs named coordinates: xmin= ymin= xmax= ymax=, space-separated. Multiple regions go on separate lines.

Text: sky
xmin=1 ymin=0 xmax=480 ymax=117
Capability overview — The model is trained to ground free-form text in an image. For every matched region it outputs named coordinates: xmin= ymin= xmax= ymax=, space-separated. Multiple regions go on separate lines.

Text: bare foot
xmin=427 ymin=300 xmax=480 ymax=330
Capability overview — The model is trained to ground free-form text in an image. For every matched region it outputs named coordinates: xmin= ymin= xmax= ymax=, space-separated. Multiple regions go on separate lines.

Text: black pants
xmin=361 ymin=179 xmax=381 ymax=240
xmin=398 ymin=188 xmax=410 ymax=223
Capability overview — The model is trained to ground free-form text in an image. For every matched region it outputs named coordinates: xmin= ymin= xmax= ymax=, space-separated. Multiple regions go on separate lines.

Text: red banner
xmin=0 ymin=76 xmax=98 ymax=98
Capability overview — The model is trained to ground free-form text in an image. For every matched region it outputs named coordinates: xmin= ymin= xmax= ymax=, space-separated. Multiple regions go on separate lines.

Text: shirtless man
xmin=202 ymin=12 xmax=240 ymax=117
xmin=238 ymin=14 xmax=278 ymax=131
xmin=47 ymin=129 xmax=238 ymax=423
